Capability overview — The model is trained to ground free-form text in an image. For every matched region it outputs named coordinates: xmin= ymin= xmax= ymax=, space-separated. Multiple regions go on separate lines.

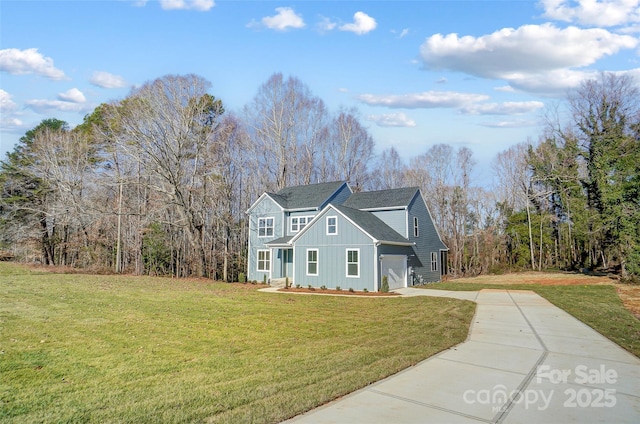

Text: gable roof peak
xmin=268 ymin=181 xmax=349 ymax=210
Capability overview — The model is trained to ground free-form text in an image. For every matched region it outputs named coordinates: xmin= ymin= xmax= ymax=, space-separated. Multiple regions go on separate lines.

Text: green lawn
xmin=0 ymin=263 xmax=474 ymax=423
xmin=428 ymin=278 xmax=640 ymax=358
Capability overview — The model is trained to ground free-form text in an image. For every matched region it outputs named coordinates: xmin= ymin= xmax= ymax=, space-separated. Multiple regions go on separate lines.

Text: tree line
xmin=1 ymin=72 xmax=638 ymax=282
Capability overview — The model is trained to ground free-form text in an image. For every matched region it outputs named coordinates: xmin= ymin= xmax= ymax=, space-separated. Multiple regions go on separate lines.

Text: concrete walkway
xmin=284 ymin=288 xmax=640 ymax=423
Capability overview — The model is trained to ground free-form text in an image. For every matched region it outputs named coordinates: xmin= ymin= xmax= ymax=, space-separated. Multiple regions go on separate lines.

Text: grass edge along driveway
xmin=426 ymin=273 xmax=640 ymax=358
xmin=0 ymin=263 xmax=474 ymax=423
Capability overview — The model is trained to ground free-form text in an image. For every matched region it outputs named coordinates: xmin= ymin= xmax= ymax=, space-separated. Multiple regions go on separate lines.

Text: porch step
xmin=270 ymin=278 xmax=292 ymax=288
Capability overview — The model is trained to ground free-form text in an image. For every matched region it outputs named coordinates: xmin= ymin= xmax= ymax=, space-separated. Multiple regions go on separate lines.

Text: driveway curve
xmin=285 ymin=288 xmax=640 ymax=423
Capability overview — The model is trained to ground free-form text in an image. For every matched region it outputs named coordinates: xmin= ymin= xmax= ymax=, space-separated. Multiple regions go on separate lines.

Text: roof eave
xmin=374 ymin=240 xmax=415 ymax=247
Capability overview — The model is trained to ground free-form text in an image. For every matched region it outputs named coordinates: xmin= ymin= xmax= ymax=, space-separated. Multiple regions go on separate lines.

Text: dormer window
xmin=291 ymin=216 xmax=313 ymax=233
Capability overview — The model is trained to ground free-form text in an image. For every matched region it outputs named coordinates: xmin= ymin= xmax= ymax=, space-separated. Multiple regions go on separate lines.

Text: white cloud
xmin=0 ymin=89 xmax=25 ymax=132
xmin=57 ymin=88 xmax=86 ymax=103
xmin=159 ymin=0 xmax=214 ymax=11
xmin=478 ymin=119 xmax=539 ymax=128
xmin=26 ymin=90 xmax=92 ymax=114
xmin=90 ymin=71 xmax=128 ymax=88
xmin=420 ymin=23 xmax=637 ymax=80
xmin=367 ymin=113 xmax=417 ymax=127
xmin=340 ymin=11 xmax=377 ymax=35
xmin=317 ymin=16 xmax=337 ymax=32
xmin=0 ymin=89 xmax=18 ymax=112
xmin=256 ymin=7 xmax=305 ymax=31
xmin=460 ymin=101 xmax=545 ymax=115
xmin=508 ymin=68 xmax=596 ymax=94
xmin=494 ymin=85 xmax=516 ymax=92
xmin=540 ymin=0 xmax=640 ymax=27
xmin=357 ymin=91 xmax=489 ymax=109
xmin=26 ymin=99 xmax=92 ymax=114
xmin=1 ymin=117 xmax=25 ymax=131
xmin=392 ymin=28 xmax=410 ymax=38
xmin=0 ymin=48 xmax=66 ymax=80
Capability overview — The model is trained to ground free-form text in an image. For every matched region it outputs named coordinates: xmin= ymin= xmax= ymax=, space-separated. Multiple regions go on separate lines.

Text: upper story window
xmin=291 ymin=216 xmax=313 ymax=233
xmin=258 ymin=217 xmax=274 ymax=237
xmin=413 ymin=217 xmax=419 ymax=237
xmin=326 ymin=216 xmax=337 ymax=235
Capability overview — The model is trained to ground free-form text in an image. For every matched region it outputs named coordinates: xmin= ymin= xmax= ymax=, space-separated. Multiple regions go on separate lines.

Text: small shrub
xmin=336 ymin=286 xmax=341 ymax=291
xmin=363 ymin=288 xmax=368 ymax=293
xmin=263 ymin=275 xmax=267 ymax=285
xmin=381 ymin=275 xmax=389 ymax=293
xmin=296 ymin=284 xmax=301 ymax=289
xmin=320 ymin=285 xmax=327 ymax=290
xmin=348 ymin=287 xmax=354 ymax=293
xmin=251 ymin=280 xmax=257 ymax=285
xmin=285 ymin=276 xmax=289 ymax=288
xmin=238 ymin=272 xmax=246 ymax=283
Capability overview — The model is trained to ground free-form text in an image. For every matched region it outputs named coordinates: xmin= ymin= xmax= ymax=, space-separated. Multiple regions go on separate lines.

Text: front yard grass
xmin=0 ymin=263 xmax=474 ymax=423
xmin=428 ymin=273 xmax=640 ymax=358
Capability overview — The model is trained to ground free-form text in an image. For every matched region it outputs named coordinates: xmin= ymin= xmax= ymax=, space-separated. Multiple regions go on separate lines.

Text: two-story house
xmin=246 ymin=181 xmax=448 ymax=291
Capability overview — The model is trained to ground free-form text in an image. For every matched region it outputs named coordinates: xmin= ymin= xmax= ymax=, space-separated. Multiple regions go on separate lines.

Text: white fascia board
xmin=245 ymin=193 xmax=284 ymax=214
xmin=374 ymin=240 xmax=415 ymax=247
xmin=291 ymin=204 xmax=379 ymax=245
xmin=356 ymin=206 xmax=408 ymax=212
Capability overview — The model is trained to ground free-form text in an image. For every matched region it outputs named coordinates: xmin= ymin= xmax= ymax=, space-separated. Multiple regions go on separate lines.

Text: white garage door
xmin=381 ymin=255 xmax=407 ymax=290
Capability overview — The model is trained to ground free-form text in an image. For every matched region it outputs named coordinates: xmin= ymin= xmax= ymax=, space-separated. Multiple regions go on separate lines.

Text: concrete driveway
xmin=285 ymin=288 xmax=640 ymax=423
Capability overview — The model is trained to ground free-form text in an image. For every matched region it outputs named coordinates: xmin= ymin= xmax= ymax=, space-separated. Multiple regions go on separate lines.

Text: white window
xmin=346 ymin=249 xmax=359 ymax=278
xmin=431 ymin=252 xmax=438 ymax=272
xmin=257 ymin=250 xmax=271 ymax=272
xmin=306 ymin=249 xmax=318 ymax=276
xmin=413 ymin=217 xmax=419 ymax=237
xmin=258 ymin=217 xmax=274 ymax=237
xmin=326 ymin=216 xmax=337 ymax=235
xmin=291 ymin=216 xmax=312 ymax=233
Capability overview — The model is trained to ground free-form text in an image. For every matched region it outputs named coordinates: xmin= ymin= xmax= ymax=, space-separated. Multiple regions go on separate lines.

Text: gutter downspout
xmin=374 ymin=242 xmax=379 ymax=292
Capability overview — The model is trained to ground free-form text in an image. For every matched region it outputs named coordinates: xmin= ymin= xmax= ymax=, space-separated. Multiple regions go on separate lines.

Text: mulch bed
xmin=277 ymin=287 xmax=398 ymax=296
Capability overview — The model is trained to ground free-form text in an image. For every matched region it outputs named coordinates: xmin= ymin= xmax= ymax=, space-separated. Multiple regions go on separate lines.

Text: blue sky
xmin=2 ymin=0 xmax=639 ymax=185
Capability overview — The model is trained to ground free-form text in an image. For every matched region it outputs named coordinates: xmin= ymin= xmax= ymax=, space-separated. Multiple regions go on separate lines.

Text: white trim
xmin=258 ymin=216 xmax=275 ymax=238
xmin=373 ymin=245 xmax=379 ymax=292
xmin=306 ymin=248 xmax=319 ymax=276
xmin=431 ymin=251 xmax=438 ymax=272
xmin=290 ymin=215 xmax=314 ymax=233
xmin=246 ymin=193 xmax=285 ymax=214
xmin=290 ymin=204 xmax=412 ymax=246
xmin=257 ymin=249 xmax=271 ymax=272
xmin=356 ymin=206 xmax=408 ymax=211
xmin=346 ymin=248 xmax=360 ymax=278
xmin=413 ymin=216 xmax=419 ymax=238
xmin=326 ymin=215 xmax=338 ymax=235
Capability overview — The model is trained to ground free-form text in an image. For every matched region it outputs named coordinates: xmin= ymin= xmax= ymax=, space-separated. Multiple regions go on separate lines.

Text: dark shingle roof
xmin=266 ymin=236 xmax=293 ymax=246
xmin=269 ymin=181 xmax=346 ymax=210
xmin=343 ymin=187 xmax=419 ymax=210
xmin=333 ymin=204 xmax=411 ymax=245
